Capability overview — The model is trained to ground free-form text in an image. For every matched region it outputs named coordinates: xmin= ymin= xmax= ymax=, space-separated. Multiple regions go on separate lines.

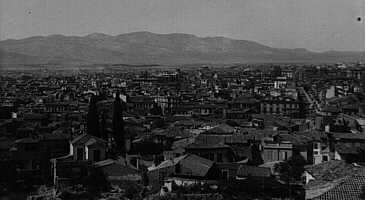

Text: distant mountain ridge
xmin=0 ymin=31 xmax=364 ymax=65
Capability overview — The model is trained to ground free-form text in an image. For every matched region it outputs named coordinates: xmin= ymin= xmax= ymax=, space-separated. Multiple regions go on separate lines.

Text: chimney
xmin=325 ymin=124 xmax=330 ymax=133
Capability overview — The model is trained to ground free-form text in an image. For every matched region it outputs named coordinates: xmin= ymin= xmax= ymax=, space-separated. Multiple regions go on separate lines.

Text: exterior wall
xmin=148 ymin=166 xmax=175 ymax=189
xmin=73 ymin=144 xmax=85 ymax=160
xmin=186 ymin=148 xmax=234 ymax=163
xmin=99 ymin=164 xmax=141 ymax=182
xmin=299 ymin=150 xmax=308 ymax=162
xmin=87 ymin=147 xmax=106 ymax=162
xmin=312 ymin=142 xmax=322 ymax=164
xmin=215 ymin=163 xmax=241 ymax=181
xmin=163 ymin=150 xmax=174 ymax=160
xmin=262 ymin=143 xmax=293 ymax=163
xmin=260 ymin=102 xmax=299 ymax=115
xmin=312 ymin=142 xmax=332 ymax=165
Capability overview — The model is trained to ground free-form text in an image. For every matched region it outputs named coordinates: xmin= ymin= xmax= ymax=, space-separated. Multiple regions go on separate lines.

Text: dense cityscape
xmin=1 ymin=63 xmax=365 ymax=199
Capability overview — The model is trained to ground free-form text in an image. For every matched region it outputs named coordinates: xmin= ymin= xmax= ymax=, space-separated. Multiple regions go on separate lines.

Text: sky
xmin=1 ymin=0 xmax=365 ymax=52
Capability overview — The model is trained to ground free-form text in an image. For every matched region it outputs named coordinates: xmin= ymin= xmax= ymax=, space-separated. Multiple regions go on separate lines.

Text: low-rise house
xmin=185 ymin=143 xmax=235 ymax=163
xmin=147 ymin=154 xmax=215 ymax=189
xmin=261 ymin=139 xmax=294 ymax=163
xmin=236 ymin=165 xmax=271 ymax=180
xmin=331 ymin=132 xmax=365 ymax=162
xmin=71 ymin=134 xmax=107 ymax=162
xmin=201 ymin=123 xmax=235 ymax=135
xmin=304 ymin=160 xmax=365 ymax=199
xmin=228 ymin=142 xmax=263 ymax=165
xmin=215 ymin=162 xmax=242 ymax=181
xmin=312 ymin=141 xmax=335 ymax=164
xmin=127 ymin=140 xmax=164 ymax=169
xmin=260 ymin=96 xmax=303 ymax=117
xmin=311 ymin=174 xmax=365 ymax=200
xmin=128 ymin=96 xmax=155 ymax=115
xmin=50 ymin=134 xmax=108 ymax=183
xmin=163 ymin=137 xmax=195 ymax=160
xmin=11 ymin=133 xmax=69 ymax=183
xmin=334 ymin=143 xmax=365 ymax=163
xmin=94 ymin=159 xmax=141 ymax=184
xmin=228 ymin=96 xmax=260 ymax=114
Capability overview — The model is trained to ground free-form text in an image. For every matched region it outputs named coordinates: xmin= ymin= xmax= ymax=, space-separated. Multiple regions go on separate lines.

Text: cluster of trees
xmin=86 ymin=91 xmax=126 ymax=153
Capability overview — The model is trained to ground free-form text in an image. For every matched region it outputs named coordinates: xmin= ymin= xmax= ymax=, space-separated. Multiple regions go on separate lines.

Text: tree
xmin=100 ymin=111 xmax=108 ymax=141
xmin=87 ymin=94 xmax=100 ymax=137
xmin=274 ymin=150 xmax=306 ymax=198
xmin=275 ymin=151 xmax=306 ymax=183
xmin=113 ymin=91 xmax=125 ymax=153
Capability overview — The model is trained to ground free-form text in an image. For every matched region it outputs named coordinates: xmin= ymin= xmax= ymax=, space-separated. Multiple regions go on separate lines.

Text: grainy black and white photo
xmin=1 ymin=0 xmax=365 ymax=199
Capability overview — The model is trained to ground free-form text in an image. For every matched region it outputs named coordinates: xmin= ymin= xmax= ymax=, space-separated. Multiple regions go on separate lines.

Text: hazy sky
xmin=1 ymin=0 xmax=365 ymax=51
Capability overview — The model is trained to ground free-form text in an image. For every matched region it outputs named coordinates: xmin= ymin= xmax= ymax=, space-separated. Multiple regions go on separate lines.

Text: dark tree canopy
xmin=100 ymin=111 xmax=108 ymax=141
xmin=113 ymin=91 xmax=125 ymax=153
xmin=87 ymin=94 xmax=100 ymax=137
xmin=275 ymin=150 xmax=306 ymax=183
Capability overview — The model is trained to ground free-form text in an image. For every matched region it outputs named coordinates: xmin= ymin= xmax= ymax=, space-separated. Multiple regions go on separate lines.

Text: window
xmin=76 ymin=148 xmax=84 ymax=161
xmin=93 ymin=149 xmax=101 ymax=161
xmin=217 ymin=153 xmax=223 ymax=162
xmin=282 ymin=151 xmax=288 ymax=160
xmin=322 ymin=155 xmax=328 ymax=162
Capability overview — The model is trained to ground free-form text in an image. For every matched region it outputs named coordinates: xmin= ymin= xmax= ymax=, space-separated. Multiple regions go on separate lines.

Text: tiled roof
xmin=71 ymin=134 xmax=107 ymax=146
xmin=172 ymin=138 xmax=195 ymax=150
xmin=179 ymin=154 xmax=214 ymax=177
xmin=312 ymin=175 xmax=365 ymax=200
xmin=236 ymin=165 xmax=271 ymax=178
xmin=148 ymin=154 xmax=214 ymax=177
xmin=305 ymin=160 xmax=365 ymax=190
xmin=331 ymin=132 xmax=365 ymax=140
xmin=186 ymin=142 xmax=230 ymax=149
xmin=203 ymin=124 xmax=235 ymax=135
xmin=93 ymin=159 xmax=116 ymax=167
xmin=151 ymin=127 xmax=193 ymax=139
xmin=231 ymin=96 xmax=258 ymax=104
xmin=148 ymin=155 xmax=187 ymax=171
xmin=15 ymin=137 xmax=39 ymax=144
xmin=276 ymin=133 xmax=312 ymax=146
xmin=335 ymin=143 xmax=365 ymax=155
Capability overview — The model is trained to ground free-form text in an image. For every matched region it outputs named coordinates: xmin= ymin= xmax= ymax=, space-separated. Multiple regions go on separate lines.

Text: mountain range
xmin=0 ymin=31 xmax=364 ymax=65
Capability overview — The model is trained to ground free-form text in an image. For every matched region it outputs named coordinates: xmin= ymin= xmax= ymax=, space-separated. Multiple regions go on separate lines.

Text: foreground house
xmin=311 ymin=174 xmax=365 ymax=200
xmin=304 ymin=160 xmax=365 ymax=199
xmin=147 ymin=154 xmax=215 ymax=189
xmin=94 ymin=159 xmax=141 ymax=184
xmin=11 ymin=133 xmax=69 ymax=184
xmin=71 ymin=134 xmax=107 ymax=162
xmin=52 ymin=134 xmax=108 ymax=183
